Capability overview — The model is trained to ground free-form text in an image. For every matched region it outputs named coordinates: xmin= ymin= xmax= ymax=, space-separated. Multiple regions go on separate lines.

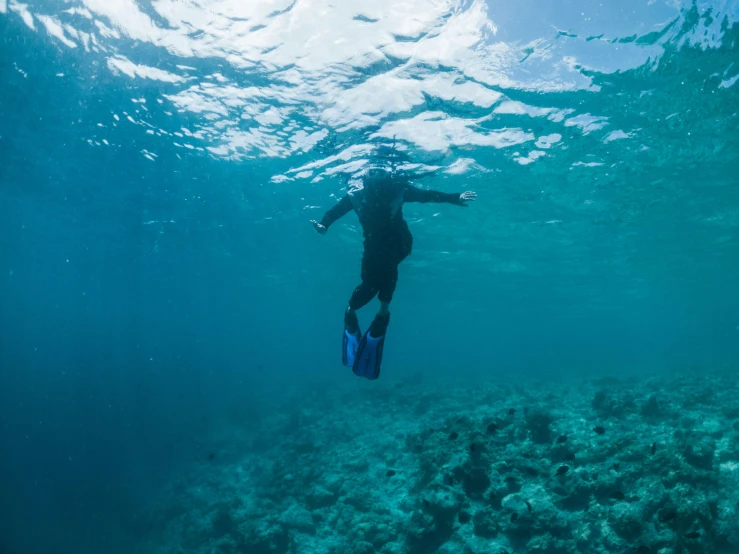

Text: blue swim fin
xmin=353 ymin=313 xmax=390 ymax=380
xmin=342 ymin=309 xmax=362 ymax=367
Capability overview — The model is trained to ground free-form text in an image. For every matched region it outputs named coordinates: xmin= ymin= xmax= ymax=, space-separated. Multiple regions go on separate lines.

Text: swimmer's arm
xmin=404 ymin=185 xmax=477 ymax=206
xmin=311 ymin=195 xmax=352 ymax=233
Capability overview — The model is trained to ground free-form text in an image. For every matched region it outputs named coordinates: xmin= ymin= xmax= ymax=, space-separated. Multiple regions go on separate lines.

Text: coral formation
xmin=145 ymin=370 xmax=739 ymax=554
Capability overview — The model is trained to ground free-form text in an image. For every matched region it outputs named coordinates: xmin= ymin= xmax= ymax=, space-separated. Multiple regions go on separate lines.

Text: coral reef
xmin=145 ymin=370 xmax=739 ymax=554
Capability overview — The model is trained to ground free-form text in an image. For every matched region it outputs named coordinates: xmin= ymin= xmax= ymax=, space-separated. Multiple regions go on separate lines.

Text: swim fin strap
xmin=352 ymin=313 xmax=390 ymax=380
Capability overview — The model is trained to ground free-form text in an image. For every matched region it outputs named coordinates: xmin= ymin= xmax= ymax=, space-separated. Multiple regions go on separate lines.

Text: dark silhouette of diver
xmin=311 ymin=167 xmax=476 ymax=379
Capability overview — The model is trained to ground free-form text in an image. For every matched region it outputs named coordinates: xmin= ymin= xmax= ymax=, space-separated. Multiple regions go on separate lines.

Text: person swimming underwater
xmin=311 ymin=167 xmax=476 ymax=380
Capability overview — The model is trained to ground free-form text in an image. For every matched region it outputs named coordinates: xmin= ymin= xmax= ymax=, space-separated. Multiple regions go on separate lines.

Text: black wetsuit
xmin=320 ymin=175 xmax=463 ymax=310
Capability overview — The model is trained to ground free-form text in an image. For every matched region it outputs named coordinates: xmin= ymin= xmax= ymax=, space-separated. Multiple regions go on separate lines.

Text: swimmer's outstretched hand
xmin=311 ymin=220 xmax=328 ymax=234
xmin=458 ymin=191 xmax=477 ymax=206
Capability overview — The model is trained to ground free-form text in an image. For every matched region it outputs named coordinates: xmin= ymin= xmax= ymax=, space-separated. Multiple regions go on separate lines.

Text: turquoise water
xmin=1 ymin=1 xmax=738 ymax=553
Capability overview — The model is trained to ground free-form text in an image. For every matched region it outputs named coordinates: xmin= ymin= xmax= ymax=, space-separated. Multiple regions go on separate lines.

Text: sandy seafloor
xmin=139 ymin=368 xmax=739 ymax=554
